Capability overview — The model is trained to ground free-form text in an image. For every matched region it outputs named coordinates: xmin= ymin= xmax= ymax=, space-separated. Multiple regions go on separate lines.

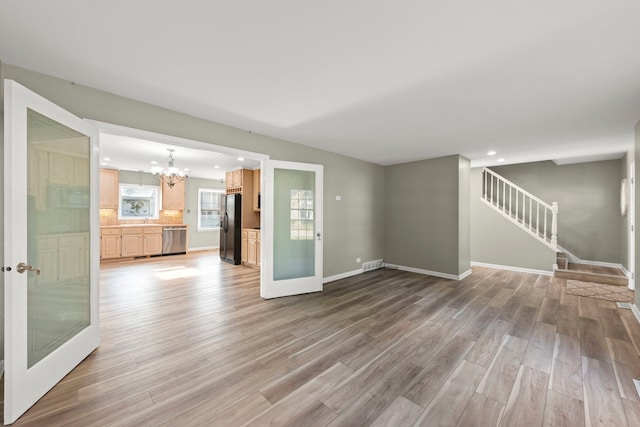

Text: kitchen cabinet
xmin=143 ymin=226 xmax=163 ymax=255
xmin=253 ymin=169 xmax=261 ymax=211
xmin=226 ymin=169 xmax=243 ymax=189
xmin=161 ymin=179 xmax=185 ymax=210
xmin=99 ymin=168 xmax=119 ymax=209
xmin=100 ymin=228 xmax=122 ymax=259
xmin=241 ymin=229 xmax=248 ymax=263
xmin=243 ymin=229 xmax=261 ymax=268
xmin=101 ymin=225 xmax=165 ymax=259
xmin=121 ymin=227 xmax=144 ymax=258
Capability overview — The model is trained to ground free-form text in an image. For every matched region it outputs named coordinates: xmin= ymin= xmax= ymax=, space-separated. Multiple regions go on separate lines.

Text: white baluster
xmin=551 ymin=202 xmax=558 ymax=249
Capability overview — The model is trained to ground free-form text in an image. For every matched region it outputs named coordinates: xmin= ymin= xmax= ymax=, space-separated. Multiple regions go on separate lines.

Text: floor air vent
xmin=362 ymin=259 xmax=384 ymax=272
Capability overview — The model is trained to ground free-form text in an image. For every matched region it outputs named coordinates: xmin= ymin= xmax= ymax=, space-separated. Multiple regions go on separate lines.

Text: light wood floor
xmin=5 ymin=251 xmax=640 ymax=426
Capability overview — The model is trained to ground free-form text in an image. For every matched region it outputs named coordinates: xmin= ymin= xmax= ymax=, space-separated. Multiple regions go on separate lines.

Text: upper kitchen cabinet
xmin=225 ymin=168 xmax=254 ymax=194
xmin=99 ymin=168 xmax=119 ymax=209
xmin=48 ymin=151 xmax=89 ymax=187
xmin=161 ymin=179 xmax=185 ymax=210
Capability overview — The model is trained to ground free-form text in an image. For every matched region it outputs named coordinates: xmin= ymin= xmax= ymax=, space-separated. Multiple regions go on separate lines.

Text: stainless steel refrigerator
xmin=220 ymin=193 xmax=242 ymax=264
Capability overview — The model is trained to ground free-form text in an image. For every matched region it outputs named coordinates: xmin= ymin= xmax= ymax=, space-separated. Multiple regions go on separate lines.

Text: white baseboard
xmin=580 ymin=259 xmax=627 ymax=273
xmin=188 ymin=246 xmax=218 ymax=252
xmin=470 ymin=261 xmax=554 ymax=276
xmin=323 ymin=268 xmax=363 ymax=284
xmin=384 ymin=263 xmax=470 ymax=281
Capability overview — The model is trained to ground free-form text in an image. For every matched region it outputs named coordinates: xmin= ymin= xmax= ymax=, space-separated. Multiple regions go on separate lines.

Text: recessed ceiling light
xmin=100 ymin=162 xmax=108 ymax=166
xmin=103 ymin=157 xmax=111 ymax=161
xmin=150 ymin=160 xmax=158 ymax=165
xmin=214 ymin=165 xmax=220 ymax=169
xmin=497 ymin=158 xmax=506 ymax=162
xmin=487 ymin=151 xmax=496 ymax=156
xmin=238 ymin=157 xmax=245 ymax=162
xmin=184 ymin=168 xmax=190 ymax=172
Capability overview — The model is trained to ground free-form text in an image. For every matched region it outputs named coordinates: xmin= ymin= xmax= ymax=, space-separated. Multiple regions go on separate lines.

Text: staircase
xmin=554 ymin=252 xmax=628 ymax=286
xmin=481 ymin=168 xmax=628 ymax=287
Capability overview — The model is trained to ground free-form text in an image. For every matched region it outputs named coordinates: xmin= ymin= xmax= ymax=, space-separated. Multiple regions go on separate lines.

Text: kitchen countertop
xmin=101 ymin=224 xmax=188 ymax=228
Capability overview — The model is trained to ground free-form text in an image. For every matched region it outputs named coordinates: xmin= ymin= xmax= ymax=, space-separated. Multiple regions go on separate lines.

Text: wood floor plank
xmin=464 ymin=319 xmax=511 ymax=368
xmin=402 ymin=335 xmax=475 ymax=407
xmin=522 ymin=322 xmax=556 ymax=374
xmin=622 ymin=398 xmax=640 ymax=427
xmin=599 ymin=307 xmax=632 ymax=342
xmin=455 ymin=393 xmax=504 ymax=427
xmin=542 ymin=389 xmax=585 ymax=427
xmin=549 ymin=334 xmax=584 ymax=401
xmin=538 ymin=297 xmax=561 ymax=326
xmin=414 ymin=360 xmax=486 ymax=427
xmin=582 ymin=356 xmax=628 ymax=427
xmin=244 ymin=362 xmax=351 ymax=426
xmin=4 ymin=253 xmax=639 ymax=426
xmin=476 ymin=335 xmax=529 ymax=404
xmin=557 ymin=303 xmax=580 ymax=339
xmin=369 ymin=396 xmax=423 ymax=427
xmin=579 ymin=317 xmax=610 ymax=363
xmin=501 ymin=366 xmax=549 ymax=427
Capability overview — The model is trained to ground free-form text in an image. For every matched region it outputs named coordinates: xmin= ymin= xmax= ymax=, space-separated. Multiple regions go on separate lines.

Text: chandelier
xmin=151 ymin=148 xmax=188 ymax=188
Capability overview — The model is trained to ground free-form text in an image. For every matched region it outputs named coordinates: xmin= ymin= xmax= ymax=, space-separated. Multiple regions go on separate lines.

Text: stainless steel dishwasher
xmin=162 ymin=226 xmax=187 ymax=255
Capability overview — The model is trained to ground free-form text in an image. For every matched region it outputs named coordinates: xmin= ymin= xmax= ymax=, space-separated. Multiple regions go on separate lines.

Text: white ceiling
xmin=2 ymin=1 xmax=640 ymax=169
xmin=99 ymin=133 xmax=260 ymax=181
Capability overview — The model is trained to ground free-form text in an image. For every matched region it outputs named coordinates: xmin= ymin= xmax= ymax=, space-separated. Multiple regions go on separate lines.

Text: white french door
xmin=3 ymin=80 xmax=100 ymax=424
xmin=261 ymin=160 xmax=323 ymax=299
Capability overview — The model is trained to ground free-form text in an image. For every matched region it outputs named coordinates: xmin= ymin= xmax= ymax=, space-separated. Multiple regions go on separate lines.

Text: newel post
xmin=550 ymin=202 xmax=559 ymax=249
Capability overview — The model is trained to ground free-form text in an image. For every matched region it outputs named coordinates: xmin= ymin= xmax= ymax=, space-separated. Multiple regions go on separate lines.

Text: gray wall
xmin=1 ymin=63 xmax=386 ymax=278
xmin=458 ymin=156 xmax=471 ymax=274
xmin=489 ymin=160 xmax=624 ymax=264
xmin=384 ymin=155 xmax=470 ymax=276
xmin=470 ymin=168 xmax=557 ymax=271
xmin=118 ymin=169 xmax=159 ymax=187
xmin=183 ymin=176 xmax=225 ymax=250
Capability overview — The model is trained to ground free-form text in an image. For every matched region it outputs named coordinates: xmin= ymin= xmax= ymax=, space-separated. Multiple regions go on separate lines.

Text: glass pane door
xmin=262 ymin=160 xmax=323 ymax=299
xmin=27 ymin=108 xmax=91 ymax=367
xmin=4 ymin=80 xmax=99 ymax=425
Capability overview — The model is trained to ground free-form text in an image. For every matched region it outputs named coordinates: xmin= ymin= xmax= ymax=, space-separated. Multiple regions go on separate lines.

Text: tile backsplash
xmin=99 ymin=209 xmax=184 ymax=225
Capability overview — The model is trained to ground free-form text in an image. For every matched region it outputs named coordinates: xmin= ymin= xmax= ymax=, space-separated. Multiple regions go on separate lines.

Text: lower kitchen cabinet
xmin=243 ymin=229 xmax=261 ymax=268
xmin=100 ymin=228 xmax=121 ymax=259
xmin=143 ymin=226 xmax=163 ymax=255
xmin=121 ymin=227 xmax=144 ymax=258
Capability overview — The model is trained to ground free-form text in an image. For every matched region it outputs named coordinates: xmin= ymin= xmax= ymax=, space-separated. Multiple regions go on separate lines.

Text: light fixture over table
xmin=151 ymin=148 xmax=188 ymax=188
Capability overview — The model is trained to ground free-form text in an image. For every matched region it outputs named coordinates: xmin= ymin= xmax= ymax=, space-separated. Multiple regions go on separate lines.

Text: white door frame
xmin=87 ymin=120 xmax=271 ymax=274
xmin=261 ymin=160 xmax=323 ymax=299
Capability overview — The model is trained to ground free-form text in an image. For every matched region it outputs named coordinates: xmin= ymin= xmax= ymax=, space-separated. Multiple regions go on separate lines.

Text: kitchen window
xmin=118 ymin=184 xmax=160 ymax=220
xmin=198 ymin=188 xmax=223 ymax=230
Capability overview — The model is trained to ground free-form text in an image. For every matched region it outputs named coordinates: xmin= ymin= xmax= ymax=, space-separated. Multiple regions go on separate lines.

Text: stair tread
xmin=554 ymin=268 xmax=628 ymax=287
xmin=566 ymin=262 xmax=626 ymax=277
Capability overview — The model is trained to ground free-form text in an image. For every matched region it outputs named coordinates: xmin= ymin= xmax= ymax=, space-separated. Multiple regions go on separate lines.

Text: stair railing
xmin=481 ymin=167 xmax=558 ymax=250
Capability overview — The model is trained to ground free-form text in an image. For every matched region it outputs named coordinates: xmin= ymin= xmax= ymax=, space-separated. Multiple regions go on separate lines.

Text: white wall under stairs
xmin=470 ymin=168 xmax=557 ymax=273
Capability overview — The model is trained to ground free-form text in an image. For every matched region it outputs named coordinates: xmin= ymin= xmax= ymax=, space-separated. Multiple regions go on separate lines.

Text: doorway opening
xmin=92 ymin=120 xmax=268 ymax=292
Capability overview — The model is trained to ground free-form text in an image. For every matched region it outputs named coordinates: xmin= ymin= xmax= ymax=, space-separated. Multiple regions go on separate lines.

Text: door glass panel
xmin=273 ymin=169 xmax=315 ymax=280
xmin=27 ymin=109 xmax=91 ymax=368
